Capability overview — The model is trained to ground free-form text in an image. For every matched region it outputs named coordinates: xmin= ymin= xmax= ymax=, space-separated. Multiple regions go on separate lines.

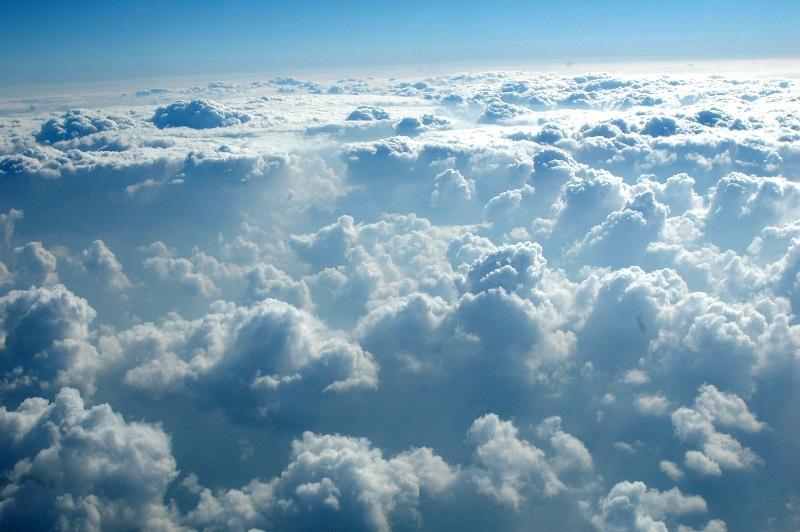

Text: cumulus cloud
xmin=591 ymin=481 xmax=711 ymax=532
xmin=0 ymin=388 xmax=179 ymax=531
xmin=467 ymin=413 xmax=565 ymax=506
xmin=103 ymin=298 xmax=378 ymax=409
xmin=0 ymin=69 xmax=798 ymax=530
xmin=0 ymin=285 xmax=101 ymax=395
xmin=346 ymin=106 xmax=391 ymax=121
xmin=642 ymin=116 xmax=679 ymax=137
xmin=0 ymin=209 xmax=23 ymax=246
xmin=185 ymin=431 xmax=455 ymax=531
xmin=394 ymin=114 xmax=450 ymax=136
xmin=634 ymin=394 xmax=670 ymax=416
xmin=671 ymin=385 xmax=764 ymax=476
xmin=152 ymin=99 xmax=251 ymax=129
xmin=79 ymin=240 xmax=130 ymax=290
xmin=34 ymin=109 xmax=127 ymax=144
xmin=11 ymin=241 xmax=58 ymax=287
xmin=143 ymin=255 xmax=218 ymax=297
xmin=185 ymin=412 xmax=591 ymax=530
xmin=477 ymin=100 xmax=529 ymax=124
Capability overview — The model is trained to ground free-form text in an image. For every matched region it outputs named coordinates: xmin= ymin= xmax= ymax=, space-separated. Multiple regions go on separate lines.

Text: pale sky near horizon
xmin=1 ymin=0 xmax=798 ymax=87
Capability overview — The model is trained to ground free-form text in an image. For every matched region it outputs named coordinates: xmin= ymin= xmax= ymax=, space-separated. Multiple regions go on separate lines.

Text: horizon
xmin=2 ymin=0 xmax=799 ymax=87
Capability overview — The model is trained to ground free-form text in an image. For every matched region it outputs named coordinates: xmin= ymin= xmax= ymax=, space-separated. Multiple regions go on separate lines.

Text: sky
xmin=1 ymin=3 xmax=800 ymax=532
xmin=1 ymin=0 xmax=799 ymax=87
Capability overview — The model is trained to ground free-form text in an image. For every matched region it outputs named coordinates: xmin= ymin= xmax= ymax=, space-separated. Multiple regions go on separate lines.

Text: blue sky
xmin=1 ymin=0 xmax=798 ymax=86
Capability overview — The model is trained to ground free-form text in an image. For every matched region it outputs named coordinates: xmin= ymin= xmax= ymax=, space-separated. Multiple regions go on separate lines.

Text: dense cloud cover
xmin=0 ymin=69 xmax=799 ymax=530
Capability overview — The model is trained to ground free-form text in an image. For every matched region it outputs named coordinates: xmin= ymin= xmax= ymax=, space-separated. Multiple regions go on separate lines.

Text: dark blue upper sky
xmin=1 ymin=0 xmax=798 ymax=86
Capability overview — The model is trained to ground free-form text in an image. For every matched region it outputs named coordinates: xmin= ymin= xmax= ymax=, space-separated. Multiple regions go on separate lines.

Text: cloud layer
xmin=0 ymin=69 xmax=798 ymax=530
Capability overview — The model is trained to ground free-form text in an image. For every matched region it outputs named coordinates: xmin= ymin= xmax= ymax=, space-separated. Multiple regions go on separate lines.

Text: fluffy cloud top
xmin=152 ymin=99 xmax=251 ymax=129
xmin=346 ymin=106 xmax=391 ymax=121
xmin=592 ymin=481 xmax=711 ymax=532
xmin=185 ymin=431 xmax=456 ymax=531
xmin=0 ymin=285 xmax=100 ymax=395
xmin=0 ymin=69 xmax=798 ymax=530
xmin=34 ymin=110 xmax=125 ymax=144
xmin=0 ymin=388 xmax=178 ymax=531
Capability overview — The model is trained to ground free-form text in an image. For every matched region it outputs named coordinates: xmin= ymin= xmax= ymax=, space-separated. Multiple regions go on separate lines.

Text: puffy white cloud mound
xmin=0 ymin=388 xmax=179 ymax=531
xmin=186 ymin=431 xmax=456 ymax=531
xmin=0 ymin=285 xmax=101 ymax=395
xmin=105 ymin=298 xmax=378 ymax=404
xmin=478 ymin=100 xmax=528 ymax=124
xmin=467 ymin=414 xmax=592 ymax=508
xmin=671 ymin=385 xmax=764 ymax=476
xmin=185 ymin=412 xmax=593 ymax=530
xmin=394 ymin=114 xmax=450 ymax=136
xmin=347 ymin=106 xmax=391 ymax=121
xmin=11 ymin=241 xmax=58 ymax=287
xmin=152 ymin=99 xmax=251 ymax=129
xmin=34 ymin=110 xmax=124 ymax=144
xmin=592 ymin=481 xmax=712 ymax=532
xmin=79 ymin=240 xmax=130 ymax=290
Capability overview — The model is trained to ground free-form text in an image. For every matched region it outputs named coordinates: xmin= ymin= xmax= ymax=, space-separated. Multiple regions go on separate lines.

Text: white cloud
xmin=477 ymin=100 xmax=529 ymax=124
xmin=634 ymin=394 xmax=670 ymax=416
xmin=34 ymin=109 xmax=129 ymax=144
xmin=186 ymin=431 xmax=456 ymax=531
xmin=0 ymin=388 xmax=179 ymax=531
xmin=0 ymin=69 xmax=797 ymax=530
xmin=592 ymin=481 xmax=710 ymax=532
xmin=152 ymin=99 xmax=251 ymax=129
xmin=659 ymin=460 xmax=684 ymax=481
xmin=79 ymin=239 xmax=130 ymax=290
xmin=143 ymin=255 xmax=218 ymax=297
xmin=105 ymin=297 xmax=378 ymax=403
xmin=0 ymin=209 xmax=23 ymax=246
xmin=12 ymin=241 xmax=58 ymax=287
xmin=346 ymin=105 xmax=391 ymax=121
xmin=671 ymin=385 xmax=764 ymax=476
xmin=0 ymin=285 xmax=101 ymax=395
xmin=467 ymin=413 xmax=592 ymax=508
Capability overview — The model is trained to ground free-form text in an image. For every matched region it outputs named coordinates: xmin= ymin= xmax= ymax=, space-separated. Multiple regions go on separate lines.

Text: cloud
xmin=704 ymin=173 xmax=800 ymax=252
xmin=659 ymin=460 xmax=684 ymax=481
xmin=0 ymin=209 xmax=23 ymax=246
xmin=642 ymin=117 xmax=679 ymax=137
xmin=0 ymin=69 xmax=798 ymax=530
xmin=467 ymin=413 xmax=564 ymax=506
xmin=152 ymin=99 xmax=251 ymax=129
xmin=104 ymin=298 xmax=378 ymax=408
xmin=244 ymin=263 xmax=311 ymax=308
xmin=185 ymin=413 xmax=591 ymax=530
xmin=79 ymin=240 xmax=130 ymax=290
xmin=0 ymin=285 xmax=101 ymax=395
xmin=634 ymin=394 xmax=670 ymax=416
xmin=394 ymin=114 xmax=450 ymax=136
xmin=0 ymin=388 xmax=179 ymax=531
xmin=346 ymin=106 xmax=391 ymax=121
xmin=671 ymin=385 xmax=764 ymax=476
xmin=11 ymin=242 xmax=58 ymax=287
xmin=591 ymin=481 xmax=711 ymax=532
xmin=185 ymin=431 xmax=455 ymax=532
xmin=430 ymin=168 xmax=475 ymax=209
xmin=34 ymin=110 xmax=128 ymax=144
xmin=143 ymin=255 xmax=218 ymax=297
xmin=477 ymin=101 xmax=529 ymax=124
xmin=567 ymin=190 xmax=668 ymax=268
